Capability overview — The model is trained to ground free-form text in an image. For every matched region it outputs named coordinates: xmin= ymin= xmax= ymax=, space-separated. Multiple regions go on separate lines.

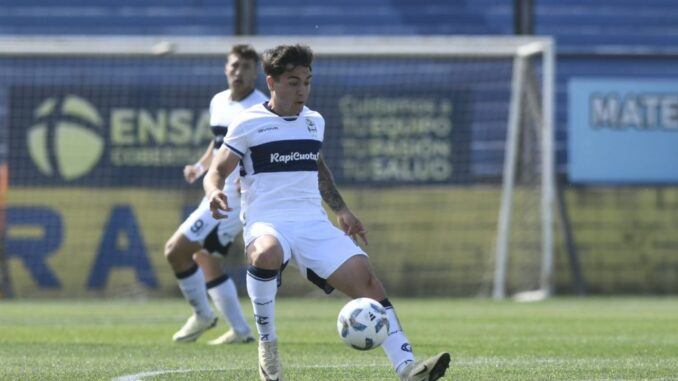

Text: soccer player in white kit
xmin=164 ymin=45 xmax=267 ymax=345
xmin=204 ymin=44 xmax=450 ymax=381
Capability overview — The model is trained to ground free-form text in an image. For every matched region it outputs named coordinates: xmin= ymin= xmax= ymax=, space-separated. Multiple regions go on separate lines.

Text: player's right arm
xmin=203 ymin=147 xmax=241 ymax=219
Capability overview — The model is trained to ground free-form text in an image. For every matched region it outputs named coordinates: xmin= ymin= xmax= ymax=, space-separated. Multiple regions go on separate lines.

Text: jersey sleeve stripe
xmin=225 ymin=143 xmax=245 ymax=157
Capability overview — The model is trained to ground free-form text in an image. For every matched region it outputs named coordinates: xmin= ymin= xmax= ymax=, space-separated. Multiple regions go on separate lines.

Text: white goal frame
xmin=491 ymin=40 xmax=555 ymax=300
xmin=0 ymin=35 xmax=555 ymax=299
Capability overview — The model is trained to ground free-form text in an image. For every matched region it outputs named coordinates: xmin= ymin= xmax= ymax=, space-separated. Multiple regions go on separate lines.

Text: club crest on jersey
xmin=305 ymin=118 xmax=318 ymax=137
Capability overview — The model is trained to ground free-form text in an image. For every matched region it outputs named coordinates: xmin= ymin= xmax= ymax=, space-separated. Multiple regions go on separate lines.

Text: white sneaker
xmin=207 ymin=329 xmax=255 ymax=345
xmin=258 ymin=340 xmax=283 ymax=381
xmin=399 ymin=352 xmax=451 ymax=381
xmin=172 ymin=314 xmax=217 ymax=342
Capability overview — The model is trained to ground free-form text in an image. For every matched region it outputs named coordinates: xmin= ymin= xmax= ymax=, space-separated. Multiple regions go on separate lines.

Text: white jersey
xmin=209 ymin=88 xmax=268 ymax=199
xmin=223 ymin=102 xmax=326 ymax=223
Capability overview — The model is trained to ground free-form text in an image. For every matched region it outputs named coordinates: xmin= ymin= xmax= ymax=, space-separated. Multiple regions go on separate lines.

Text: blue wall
xmin=2 ymin=0 xmax=678 ymax=175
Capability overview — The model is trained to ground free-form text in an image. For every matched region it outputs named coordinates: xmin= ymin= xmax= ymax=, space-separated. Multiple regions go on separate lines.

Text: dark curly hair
xmin=261 ymin=44 xmax=313 ymax=80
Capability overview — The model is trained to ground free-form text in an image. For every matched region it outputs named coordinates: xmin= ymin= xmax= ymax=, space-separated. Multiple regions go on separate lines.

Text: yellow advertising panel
xmin=6 ymin=188 xmax=206 ymax=297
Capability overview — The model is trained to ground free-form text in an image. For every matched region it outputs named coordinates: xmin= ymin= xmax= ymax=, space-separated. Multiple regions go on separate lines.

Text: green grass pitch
xmin=1 ymin=297 xmax=677 ymax=380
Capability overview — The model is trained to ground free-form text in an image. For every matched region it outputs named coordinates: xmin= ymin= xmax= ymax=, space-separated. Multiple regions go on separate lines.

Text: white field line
xmin=113 ymin=364 xmax=384 ymax=381
xmin=114 ymin=358 xmax=678 ymax=381
xmin=113 ymin=369 xmax=192 ymax=381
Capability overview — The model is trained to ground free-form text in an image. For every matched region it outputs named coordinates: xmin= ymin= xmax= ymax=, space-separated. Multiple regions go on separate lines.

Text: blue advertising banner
xmin=319 ymin=88 xmax=472 ymax=186
xmin=9 ymin=86 xmax=215 ymax=187
xmin=569 ymin=78 xmax=678 ymax=184
xmin=9 ymin=84 xmax=473 ymax=187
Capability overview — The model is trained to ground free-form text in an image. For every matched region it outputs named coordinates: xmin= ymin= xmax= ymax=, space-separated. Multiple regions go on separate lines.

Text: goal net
xmin=0 ymin=36 xmax=554 ymax=299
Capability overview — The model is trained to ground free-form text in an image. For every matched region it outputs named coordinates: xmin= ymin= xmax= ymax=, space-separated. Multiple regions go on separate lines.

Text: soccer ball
xmin=336 ymin=297 xmax=389 ymax=350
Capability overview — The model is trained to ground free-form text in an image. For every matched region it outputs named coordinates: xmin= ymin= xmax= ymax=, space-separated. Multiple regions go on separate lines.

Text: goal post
xmin=0 ymin=35 xmax=554 ymax=298
xmin=493 ymin=42 xmax=556 ymax=300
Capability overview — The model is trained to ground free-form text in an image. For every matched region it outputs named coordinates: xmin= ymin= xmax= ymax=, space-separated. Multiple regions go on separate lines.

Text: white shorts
xmin=243 ymin=218 xmax=367 ymax=293
xmin=179 ymin=196 xmax=242 ymax=256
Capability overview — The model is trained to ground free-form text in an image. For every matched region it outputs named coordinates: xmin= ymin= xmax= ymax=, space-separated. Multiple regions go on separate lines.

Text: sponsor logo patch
xmin=270 ymin=151 xmax=319 ymax=164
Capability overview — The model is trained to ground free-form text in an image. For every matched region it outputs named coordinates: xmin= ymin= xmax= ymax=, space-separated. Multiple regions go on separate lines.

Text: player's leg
xmin=243 ymin=222 xmax=290 ymax=381
xmin=164 ymin=230 xmax=217 ymax=341
xmin=327 ymin=256 xmax=418 ymax=374
xmin=328 ymin=257 xmax=450 ymax=381
xmin=193 ymin=249 xmax=254 ymax=345
xmin=326 ymin=255 xmax=385 ymax=299
xmin=164 ymin=199 xmax=219 ymax=342
xmin=295 ymin=219 xmax=449 ymax=381
xmin=197 ymin=212 xmax=254 ymax=345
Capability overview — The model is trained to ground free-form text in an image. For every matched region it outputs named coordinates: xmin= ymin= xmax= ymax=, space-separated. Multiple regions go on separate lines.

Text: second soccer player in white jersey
xmin=204 ymin=44 xmax=450 ymax=381
xmin=164 ymin=44 xmax=267 ymax=345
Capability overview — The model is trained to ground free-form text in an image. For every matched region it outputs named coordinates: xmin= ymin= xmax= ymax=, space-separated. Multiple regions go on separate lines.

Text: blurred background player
xmin=204 ymin=44 xmax=450 ymax=381
xmin=164 ymin=44 xmax=267 ymax=345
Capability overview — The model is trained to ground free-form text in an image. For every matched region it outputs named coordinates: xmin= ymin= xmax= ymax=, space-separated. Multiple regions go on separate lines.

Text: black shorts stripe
xmin=203 ymin=226 xmax=232 ymax=256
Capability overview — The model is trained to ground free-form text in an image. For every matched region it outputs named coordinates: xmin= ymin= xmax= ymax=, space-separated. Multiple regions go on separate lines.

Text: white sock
xmin=207 ymin=275 xmax=252 ymax=336
xmin=246 ymin=266 xmax=278 ymax=342
xmin=176 ymin=264 xmax=214 ymax=321
xmin=380 ymin=299 xmax=416 ymax=375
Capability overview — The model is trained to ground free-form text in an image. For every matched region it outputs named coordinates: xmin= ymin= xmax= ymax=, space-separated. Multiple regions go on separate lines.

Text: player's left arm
xmin=184 ymin=140 xmax=214 ymax=184
xmin=318 ymin=154 xmax=368 ymax=245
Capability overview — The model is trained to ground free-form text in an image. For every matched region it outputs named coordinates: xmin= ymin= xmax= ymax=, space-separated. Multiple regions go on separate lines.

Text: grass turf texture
xmin=0 ymin=297 xmax=677 ymax=380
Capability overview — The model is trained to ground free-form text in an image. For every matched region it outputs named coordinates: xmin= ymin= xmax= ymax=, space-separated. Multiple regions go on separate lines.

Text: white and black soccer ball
xmin=336 ymin=297 xmax=389 ymax=350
